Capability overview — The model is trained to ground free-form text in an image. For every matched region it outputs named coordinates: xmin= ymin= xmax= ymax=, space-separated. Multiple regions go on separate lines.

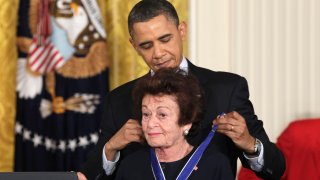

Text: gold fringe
xmin=29 ymin=0 xmax=39 ymax=36
xmin=0 ymin=0 xmax=19 ymax=172
xmin=17 ymin=37 xmax=32 ymax=53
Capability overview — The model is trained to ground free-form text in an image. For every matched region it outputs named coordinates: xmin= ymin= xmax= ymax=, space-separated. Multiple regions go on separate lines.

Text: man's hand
xmin=105 ymin=119 xmax=144 ymax=161
xmin=213 ymin=111 xmax=256 ymax=154
xmin=77 ymin=172 xmax=87 ymax=180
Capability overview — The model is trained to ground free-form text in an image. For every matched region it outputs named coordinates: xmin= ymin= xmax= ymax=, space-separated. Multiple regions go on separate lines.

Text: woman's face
xmin=141 ymin=94 xmax=191 ymax=148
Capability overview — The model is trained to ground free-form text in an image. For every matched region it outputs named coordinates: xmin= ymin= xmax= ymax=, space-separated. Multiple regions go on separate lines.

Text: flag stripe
xmin=35 ymin=44 xmax=54 ymax=72
xmin=44 ymin=51 xmax=59 ymax=72
xmin=29 ymin=39 xmax=50 ymax=66
xmin=49 ymin=57 xmax=63 ymax=72
xmin=28 ymin=37 xmax=64 ymax=74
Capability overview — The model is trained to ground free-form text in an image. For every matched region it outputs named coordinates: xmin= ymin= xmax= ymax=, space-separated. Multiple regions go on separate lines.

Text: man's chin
xmin=153 ymin=64 xmax=179 ymax=71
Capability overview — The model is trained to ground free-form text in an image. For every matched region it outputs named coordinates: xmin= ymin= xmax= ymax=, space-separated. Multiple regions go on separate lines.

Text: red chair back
xmin=238 ymin=119 xmax=320 ymax=180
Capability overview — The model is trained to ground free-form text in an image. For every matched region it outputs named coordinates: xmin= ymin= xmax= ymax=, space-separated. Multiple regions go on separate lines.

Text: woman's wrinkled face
xmin=141 ymin=94 xmax=190 ymax=148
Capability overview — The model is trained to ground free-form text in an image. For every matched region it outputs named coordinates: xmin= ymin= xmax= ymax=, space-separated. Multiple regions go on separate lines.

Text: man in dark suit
xmin=78 ymin=1 xmax=285 ymax=180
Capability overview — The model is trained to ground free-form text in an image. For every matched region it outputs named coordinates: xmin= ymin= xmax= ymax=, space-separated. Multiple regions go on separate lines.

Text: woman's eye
xmin=142 ymin=113 xmax=150 ymax=118
xmin=158 ymin=113 xmax=167 ymax=118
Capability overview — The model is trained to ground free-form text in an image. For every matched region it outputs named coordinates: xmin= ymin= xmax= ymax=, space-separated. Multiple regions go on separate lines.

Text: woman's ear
xmin=186 ymin=123 xmax=192 ymax=130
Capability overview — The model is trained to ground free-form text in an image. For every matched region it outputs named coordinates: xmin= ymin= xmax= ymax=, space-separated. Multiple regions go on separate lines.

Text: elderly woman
xmin=115 ymin=69 xmax=233 ymax=180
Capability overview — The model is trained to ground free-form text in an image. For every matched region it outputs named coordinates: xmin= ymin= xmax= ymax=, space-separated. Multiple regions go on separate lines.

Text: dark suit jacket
xmin=81 ymin=60 xmax=285 ymax=180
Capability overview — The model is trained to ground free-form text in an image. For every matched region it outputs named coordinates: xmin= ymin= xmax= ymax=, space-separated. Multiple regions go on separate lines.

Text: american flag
xmin=28 ymin=37 xmax=64 ymax=74
xmin=27 ymin=0 xmax=64 ymax=74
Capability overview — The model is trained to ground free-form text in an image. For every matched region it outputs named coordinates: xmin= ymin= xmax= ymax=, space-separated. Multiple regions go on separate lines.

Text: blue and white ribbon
xmin=151 ymin=125 xmax=219 ymax=180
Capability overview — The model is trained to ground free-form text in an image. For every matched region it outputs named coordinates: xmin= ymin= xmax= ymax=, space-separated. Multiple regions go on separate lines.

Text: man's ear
xmin=129 ymin=38 xmax=136 ymax=50
xmin=129 ymin=37 xmax=142 ymax=56
xmin=178 ymin=21 xmax=187 ymax=40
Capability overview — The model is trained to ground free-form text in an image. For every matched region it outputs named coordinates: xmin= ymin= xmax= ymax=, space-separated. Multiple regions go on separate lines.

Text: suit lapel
xmin=187 ymin=59 xmax=218 ymax=122
xmin=187 ymin=60 xmax=209 ymax=86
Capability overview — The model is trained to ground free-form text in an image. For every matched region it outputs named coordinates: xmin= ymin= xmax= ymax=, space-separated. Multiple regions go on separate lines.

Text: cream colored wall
xmin=189 ymin=0 xmax=320 ymax=142
xmin=189 ymin=0 xmax=231 ymax=70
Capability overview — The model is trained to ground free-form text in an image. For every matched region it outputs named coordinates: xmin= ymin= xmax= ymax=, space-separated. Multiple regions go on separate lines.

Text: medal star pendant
xmin=193 ymin=166 xmax=198 ymax=171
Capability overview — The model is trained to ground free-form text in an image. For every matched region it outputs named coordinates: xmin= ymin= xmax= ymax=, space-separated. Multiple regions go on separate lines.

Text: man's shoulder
xmin=191 ymin=65 xmax=244 ymax=84
xmin=108 ymin=76 xmax=144 ymax=98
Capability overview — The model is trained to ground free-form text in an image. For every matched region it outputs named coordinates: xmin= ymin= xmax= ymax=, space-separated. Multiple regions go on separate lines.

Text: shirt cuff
xmin=102 ymin=143 xmax=120 ymax=175
xmin=243 ymin=139 xmax=264 ymax=172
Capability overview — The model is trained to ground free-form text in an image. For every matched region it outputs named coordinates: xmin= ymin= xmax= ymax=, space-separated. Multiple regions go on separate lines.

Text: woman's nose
xmin=147 ymin=115 xmax=158 ymax=128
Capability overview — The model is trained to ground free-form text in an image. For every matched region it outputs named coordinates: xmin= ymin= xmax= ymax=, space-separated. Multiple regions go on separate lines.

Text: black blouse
xmin=115 ymin=146 xmax=234 ymax=180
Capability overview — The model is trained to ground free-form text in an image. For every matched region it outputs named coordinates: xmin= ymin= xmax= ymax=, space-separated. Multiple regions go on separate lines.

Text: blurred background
xmin=0 ymin=0 xmax=319 ymax=178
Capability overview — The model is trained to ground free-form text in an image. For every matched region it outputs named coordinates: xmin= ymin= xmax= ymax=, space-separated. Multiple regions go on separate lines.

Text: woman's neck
xmin=155 ymin=140 xmax=193 ymax=162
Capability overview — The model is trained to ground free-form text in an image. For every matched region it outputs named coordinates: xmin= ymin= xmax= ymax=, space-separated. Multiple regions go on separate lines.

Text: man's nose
xmin=153 ymin=43 xmax=165 ymax=59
